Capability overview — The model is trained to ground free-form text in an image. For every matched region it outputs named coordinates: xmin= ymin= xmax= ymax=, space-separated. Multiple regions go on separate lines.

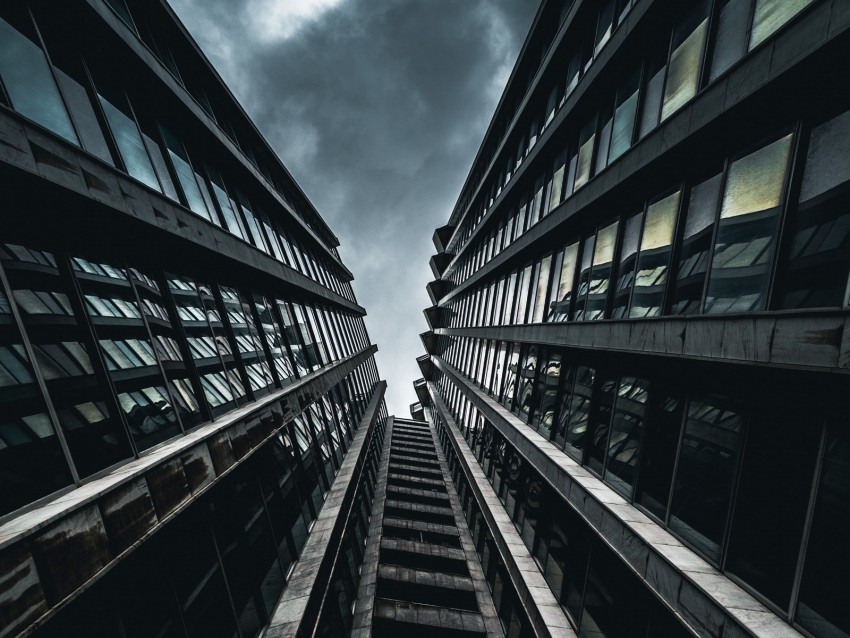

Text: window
xmin=574 ymin=116 xmax=598 ymax=190
xmin=563 ymin=366 xmax=595 ymax=461
xmin=611 ymin=212 xmax=642 ymax=318
xmin=604 ymin=377 xmax=649 ymax=497
xmin=669 ymin=393 xmax=744 ymax=562
xmin=583 ymin=221 xmax=619 ymax=320
xmin=704 ymin=134 xmax=793 ymax=313
xmin=0 ymin=10 xmax=78 ymax=144
xmin=549 ymin=241 xmax=579 ymax=322
xmin=749 ymin=0 xmax=815 ymax=50
xmin=531 ymin=254 xmax=552 ymax=323
xmin=797 ymin=422 xmax=850 ymax=636
xmin=160 ymin=126 xmax=212 ymax=222
xmin=608 ymin=71 xmax=640 ymax=163
xmin=776 ymin=110 xmax=850 ymax=309
xmin=99 ymin=93 xmax=161 ymax=192
xmin=661 ymin=2 xmax=709 ymax=121
xmin=669 ymin=174 xmax=722 ymax=314
xmin=630 ymin=191 xmax=680 ymax=317
xmin=709 ymin=0 xmax=752 ymax=81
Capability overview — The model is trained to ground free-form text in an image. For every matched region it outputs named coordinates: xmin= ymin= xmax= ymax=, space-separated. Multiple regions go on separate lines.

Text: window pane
xmin=669 ymin=393 xmax=744 ymax=562
xmin=638 ymin=64 xmax=665 ymax=138
xmin=797 ymin=423 xmax=850 ymax=636
xmin=551 ymin=241 xmax=578 ymax=322
xmin=0 ymin=15 xmax=78 ymax=144
xmin=573 ymin=236 xmax=595 ymax=321
xmin=531 ymin=254 xmax=552 ymax=323
xmin=574 ymin=118 xmax=597 ymax=190
xmin=750 ymin=0 xmax=815 ymax=49
xmin=669 ymin=174 xmax=722 ymax=315
xmin=726 ymin=397 xmax=819 ymax=609
xmin=99 ymin=95 xmax=160 ymax=191
xmin=709 ymin=0 xmax=752 ymax=81
xmin=587 ymin=374 xmax=617 ymax=474
xmin=608 ymin=73 xmax=639 ymax=163
xmin=54 ymin=68 xmax=113 ymax=165
xmin=564 ymin=366 xmax=595 ymax=461
xmin=635 ymin=386 xmax=684 ymax=520
xmin=604 ymin=376 xmax=649 ymax=498
xmin=160 ymin=126 xmax=211 ymax=221
xmin=584 ymin=221 xmax=619 ymax=320
xmin=630 ymin=191 xmax=680 ymax=317
xmin=661 ymin=8 xmax=709 ymax=121
xmin=704 ymin=134 xmax=792 ymax=313
xmin=611 ymin=212 xmax=643 ymax=318
xmin=777 ymin=110 xmax=850 ymax=309
xmin=532 ymin=351 xmax=561 ymax=437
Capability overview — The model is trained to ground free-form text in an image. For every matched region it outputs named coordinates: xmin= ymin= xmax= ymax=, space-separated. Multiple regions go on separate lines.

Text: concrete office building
xmin=0 ymin=1 xmax=388 ymax=637
xmin=416 ymin=1 xmax=850 ymax=637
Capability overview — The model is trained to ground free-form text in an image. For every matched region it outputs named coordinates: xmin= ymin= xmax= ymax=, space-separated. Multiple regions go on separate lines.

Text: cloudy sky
xmin=169 ymin=0 xmax=537 ymax=416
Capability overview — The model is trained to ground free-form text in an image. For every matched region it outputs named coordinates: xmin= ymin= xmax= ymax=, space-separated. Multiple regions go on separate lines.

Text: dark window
xmin=777 ymin=110 xmax=850 ymax=309
xmin=797 ymin=421 xmax=850 ymax=636
xmin=669 ymin=393 xmax=744 ymax=562
xmin=704 ymin=134 xmax=793 ymax=313
xmin=631 ymin=191 xmax=679 ymax=317
xmin=604 ymin=377 xmax=649 ymax=498
xmin=709 ymin=0 xmax=753 ymax=81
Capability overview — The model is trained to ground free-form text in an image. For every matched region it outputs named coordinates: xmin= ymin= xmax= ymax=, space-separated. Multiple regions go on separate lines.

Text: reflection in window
xmin=635 ymin=387 xmax=684 ymax=520
xmin=797 ymin=424 xmax=850 ymax=636
xmin=3 ymin=245 xmax=134 ymax=476
xmin=608 ymin=71 xmax=639 ymax=163
xmin=749 ymin=0 xmax=814 ymax=49
xmin=604 ymin=377 xmax=648 ymax=497
xmin=564 ymin=366 xmax=595 ymax=461
xmin=777 ymin=111 xmax=850 ymax=309
xmin=549 ymin=242 xmax=578 ymax=322
xmin=99 ymin=94 xmax=161 ymax=192
xmin=661 ymin=2 xmax=709 ymax=121
xmin=669 ymin=394 xmax=744 ymax=562
xmin=669 ymin=174 xmax=722 ymax=314
xmin=584 ymin=221 xmax=619 ymax=320
xmin=531 ymin=254 xmax=552 ymax=323
xmin=0 ymin=13 xmax=78 ymax=144
xmin=638 ymin=60 xmax=665 ymax=138
xmin=574 ymin=117 xmax=597 ymax=191
xmin=160 ymin=126 xmax=212 ymax=222
xmin=611 ymin=212 xmax=642 ymax=318
xmin=705 ymin=135 xmax=792 ymax=313
xmin=631 ymin=192 xmax=680 ymax=317
xmin=710 ymin=0 xmax=752 ymax=81
xmin=587 ymin=375 xmax=616 ymax=474
xmin=572 ymin=236 xmax=595 ymax=320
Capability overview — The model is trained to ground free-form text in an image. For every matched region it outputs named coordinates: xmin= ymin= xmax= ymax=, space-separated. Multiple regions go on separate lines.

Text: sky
xmin=169 ymin=0 xmax=538 ymax=417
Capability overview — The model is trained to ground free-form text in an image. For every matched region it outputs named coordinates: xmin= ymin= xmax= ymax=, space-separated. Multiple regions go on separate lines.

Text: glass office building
xmin=0 ymin=1 xmax=387 ymax=637
xmin=417 ymin=1 xmax=850 ymax=637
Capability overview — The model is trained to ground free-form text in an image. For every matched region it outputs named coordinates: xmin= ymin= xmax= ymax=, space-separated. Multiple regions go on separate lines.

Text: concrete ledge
xmin=436 ymin=309 xmax=850 ymax=374
xmin=431 ymin=360 xmax=803 ymax=638
xmin=263 ymin=380 xmax=387 ymax=638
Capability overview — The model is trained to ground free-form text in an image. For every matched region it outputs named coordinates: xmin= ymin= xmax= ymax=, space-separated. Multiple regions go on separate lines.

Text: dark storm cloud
xmin=170 ymin=0 xmax=536 ymax=415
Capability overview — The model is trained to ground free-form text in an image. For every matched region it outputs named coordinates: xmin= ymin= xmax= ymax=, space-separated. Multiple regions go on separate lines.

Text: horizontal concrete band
xmin=0 ymin=109 xmax=362 ymax=314
xmin=440 ymin=0 xmax=850 ymax=290
xmin=436 ymin=308 xmax=850 ymax=373
xmin=0 ymin=346 xmax=377 ymax=638
xmin=427 ymin=388 xmax=576 ymax=638
xmin=263 ymin=380 xmax=387 ymax=638
xmin=84 ymin=0 xmax=346 ymax=262
xmin=432 ymin=357 xmax=803 ymax=638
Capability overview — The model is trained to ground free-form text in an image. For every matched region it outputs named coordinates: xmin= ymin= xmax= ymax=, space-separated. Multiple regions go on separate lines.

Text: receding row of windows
xmin=454 ymin=0 xmax=637 ymax=247
xmin=445 ymin=107 xmax=850 ymax=326
xmin=0 ymin=239 xmax=375 ymax=519
xmin=450 ymin=0 xmax=817 ymax=276
xmin=32 ymin=396 xmax=388 ymax=638
xmin=436 ymin=338 xmax=850 ymax=637
xmin=435 ymin=408 xmax=690 ymax=638
xmin=101 ymin=0 xmax=334 ymax=245
xmin=0 ymin=4 xmax=352 ymax=301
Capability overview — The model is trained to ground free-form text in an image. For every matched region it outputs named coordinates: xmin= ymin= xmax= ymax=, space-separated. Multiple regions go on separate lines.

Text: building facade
xmin=417 ymin=1 xmax=850 ymax=637
xmin=0 ymin=1 xmax=388 ymax=637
